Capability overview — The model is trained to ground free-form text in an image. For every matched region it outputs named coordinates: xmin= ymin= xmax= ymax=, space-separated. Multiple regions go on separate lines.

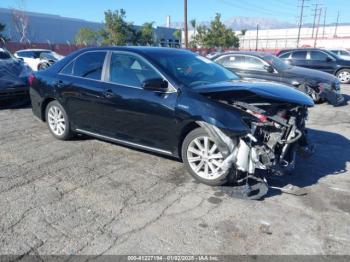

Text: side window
xmin=73 ymin=52 xmax=106 ymax=80
xmin=17 ymin=51 xmax=32 ymax=58
xmin=291 ymin=51 xmax=307 ymax=60
xmin=109 ymin=53 xmax=161 ymax=87
xmin=310 ymin=51 xmax=329 ymax=61
xmin=243 ymin=56 xmax=266 ymax=71
xmin=215 ymin=55 xmax=245 ymax=69
xmin=279 ymin=52 xmax=291 ymax=59
xmin=61 ymin=61 xmax=74 ymax=75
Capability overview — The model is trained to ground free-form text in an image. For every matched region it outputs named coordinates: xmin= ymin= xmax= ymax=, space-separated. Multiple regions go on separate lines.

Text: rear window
xmin=61 ymin=51 xmax=106 ymax=80
xmin=279 ymin=52 xmax=291 ymax=59
xmin=292 ymin=51 xmax=307 ymax=60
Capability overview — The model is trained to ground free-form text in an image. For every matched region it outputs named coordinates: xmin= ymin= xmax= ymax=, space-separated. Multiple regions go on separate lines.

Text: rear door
xmin=308 ymin=50 xmax=337 ymax=74
xmin=288 ymin=50 xmax=308 ymax=68
xmin=57 ymin=51 xmax=109 ymax=131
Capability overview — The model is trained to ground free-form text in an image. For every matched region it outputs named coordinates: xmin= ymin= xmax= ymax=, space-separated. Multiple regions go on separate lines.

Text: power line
xmin=297 ymin=0 xmax=309 ymax=48
xmin=314 ymin=7 xmax=322 ymax=47
xmin=311 ymin=3 xmax=321 ymax=38
xmin=334 ymin=10 xmax=340 ymax=37
xmin=322 ymin=7 xmax=327 ymax=37
xmin=219 ymin=0 xmax=296 ymax=18
xmin=184 ymin=0 xmax=188 ymax=48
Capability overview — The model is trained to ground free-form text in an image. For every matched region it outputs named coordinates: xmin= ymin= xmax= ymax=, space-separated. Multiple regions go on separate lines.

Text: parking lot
xmin=0 ymin=86 xmax=349 ymax=256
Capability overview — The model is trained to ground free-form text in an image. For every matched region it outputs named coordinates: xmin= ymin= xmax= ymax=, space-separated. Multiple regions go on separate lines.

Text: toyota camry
xmin=29 ymin=47 xmax=314 ymax=188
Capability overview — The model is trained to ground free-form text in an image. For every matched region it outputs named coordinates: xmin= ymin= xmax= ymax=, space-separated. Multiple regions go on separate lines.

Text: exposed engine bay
xmin=197 ymin=93 xmax=314 ymax=199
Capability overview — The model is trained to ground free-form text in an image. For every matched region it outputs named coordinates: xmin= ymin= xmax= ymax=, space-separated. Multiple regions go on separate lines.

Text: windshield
xmin=263 ymin=55 xmax=291 ymax=71
xmin=149 ymin=52 xmax=240 ymax=88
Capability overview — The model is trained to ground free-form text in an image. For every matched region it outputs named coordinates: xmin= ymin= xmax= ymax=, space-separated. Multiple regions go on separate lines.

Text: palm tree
xmin=190 ymin=19 xmax=197 ymax=36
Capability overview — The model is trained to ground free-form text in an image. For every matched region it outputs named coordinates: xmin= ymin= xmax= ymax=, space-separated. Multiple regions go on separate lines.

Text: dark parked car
xmin=29 ymin=47 xmax=314 ymax=189
xmin=0 ymin=48 xmax=31 ymax=101
xmin=212 ymin=51 xmax=344 ymax=106
xmin=276 ymin=48 xmax=350 ymax=84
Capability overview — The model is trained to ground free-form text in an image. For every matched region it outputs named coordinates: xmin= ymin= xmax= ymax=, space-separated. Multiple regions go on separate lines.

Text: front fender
xmin=176 ymin=89 xmax=250 ymax=137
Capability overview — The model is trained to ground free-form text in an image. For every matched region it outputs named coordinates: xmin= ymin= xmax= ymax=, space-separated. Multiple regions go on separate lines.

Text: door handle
xmin=103 ymin=89 xmax=115 ymax=98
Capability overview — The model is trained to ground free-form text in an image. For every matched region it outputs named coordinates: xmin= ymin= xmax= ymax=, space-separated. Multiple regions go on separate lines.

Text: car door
xmin=215 ymin=54 xmax=280 ymax=83
xmin=288 ymin=50 xmax=308 ymax=68
xmin=57 ymin=51 xmax=110 ymax=131
xmin=308 ymin=50 xmax=336 ymax=74
xmin=100 ymin=51 xmax=178 ymax=152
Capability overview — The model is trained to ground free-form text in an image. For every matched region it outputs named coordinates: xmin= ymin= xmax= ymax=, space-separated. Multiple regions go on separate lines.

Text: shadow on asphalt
xmin=0 ymin=98 xmax=31 ymax=110
xmin=266 ymin=128 xmax=350 ymax=198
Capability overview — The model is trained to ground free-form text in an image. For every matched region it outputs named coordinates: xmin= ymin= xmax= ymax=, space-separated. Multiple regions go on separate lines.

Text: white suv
xmin=14 ymin=49 xmax=64 ymax=71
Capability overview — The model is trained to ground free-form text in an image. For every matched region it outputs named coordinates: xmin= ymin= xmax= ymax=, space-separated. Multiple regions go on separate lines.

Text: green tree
xmin=173 ymin=29 xmax=182 ymax=40
xmin=192 ymin=13 xmax=239 ymax=49
xmin=138 ymin=22 xmax=155 ymax=46
xmin=75 ymin=28 xmax=98 ymax=45
xmin=240 ymin=29 xmax=247 ymax=36
xmin=0 ymin=23 xmax=9 ymax=44
xmin=100 ymin=9 xmax=135 ymax=45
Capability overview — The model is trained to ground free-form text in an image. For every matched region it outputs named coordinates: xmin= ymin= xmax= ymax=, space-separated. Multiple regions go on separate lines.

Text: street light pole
xmin=184 ymin=0 xmax=188 ymax=48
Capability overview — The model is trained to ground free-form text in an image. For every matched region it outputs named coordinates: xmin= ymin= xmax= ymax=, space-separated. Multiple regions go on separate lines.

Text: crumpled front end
xmin=196 ymin=95 xmax=314 ymax=198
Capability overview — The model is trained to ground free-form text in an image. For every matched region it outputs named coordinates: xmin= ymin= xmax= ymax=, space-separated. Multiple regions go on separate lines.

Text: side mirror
xmin=264 ymin=65 xmax=274 ymax=73
xmin=142 ymin=78 xmax=169 ymax=92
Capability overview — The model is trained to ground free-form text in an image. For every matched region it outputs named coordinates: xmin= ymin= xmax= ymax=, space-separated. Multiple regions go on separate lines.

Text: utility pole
xmin=334 ymin=10 xmax=340 ymax=38
xmin=184 ymin=0 xmax=188 ymax=48
xmin=296 ymin=0 xmax=308 ymax=48
xmin=255 ymin=24 xmax=259 ymax=51
xmin=314 ymin=8 xmax=322 ymax=47
xmin=322 ymin=7 xmax=327 ymax=37
xmin=311 ymin=3 xmax=320 ymax=38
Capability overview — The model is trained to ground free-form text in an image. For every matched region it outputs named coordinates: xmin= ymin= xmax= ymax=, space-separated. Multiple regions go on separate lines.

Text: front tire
xmin=182 ymin=128 xmax=230 ymax=186
xmin=45 ymin=100 xmax=73 ymax=140
xmin=336 ymin=69 xmax=350 ymax=84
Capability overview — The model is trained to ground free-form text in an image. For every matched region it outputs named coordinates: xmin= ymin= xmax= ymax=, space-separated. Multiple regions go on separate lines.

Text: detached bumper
xmin=320 ymin=89 xmax=345 ymax=106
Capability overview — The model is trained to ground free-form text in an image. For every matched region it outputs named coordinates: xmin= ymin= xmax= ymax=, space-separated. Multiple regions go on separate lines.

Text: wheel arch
xmin=177 ymin=121 xmax=201 ymax=159
xmin=335 ymin=67 xmax=350 ymax=76
xmin=41 ymin=97 xmax=56 ymax=121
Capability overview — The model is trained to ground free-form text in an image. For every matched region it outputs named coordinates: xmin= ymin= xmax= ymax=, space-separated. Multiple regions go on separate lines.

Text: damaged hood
xmin=282 ymin=66 xmax=338 ymax=84
xmin=192 ymin=80 xmax=314 ymax=106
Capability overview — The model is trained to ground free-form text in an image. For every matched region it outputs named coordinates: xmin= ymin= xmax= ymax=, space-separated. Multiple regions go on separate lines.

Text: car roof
xmin=278 ymin=48 xmax=331 ymax=53
xmin=15 ymin=49 xmax=51 ymax=52
xmin=212 ymin=51 xmax=270 ymax=59
xmin=73 ymin=46 xmax=193 ymax=56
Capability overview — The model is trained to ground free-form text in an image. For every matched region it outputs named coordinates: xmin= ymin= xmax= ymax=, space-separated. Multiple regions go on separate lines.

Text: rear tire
xmin=336 ymin=69 xmax=350 ymax=84
xmin=182 ymin=128 xmax=231 ymax=186
xmin=45 ymin=100 xmax=73 ymax=140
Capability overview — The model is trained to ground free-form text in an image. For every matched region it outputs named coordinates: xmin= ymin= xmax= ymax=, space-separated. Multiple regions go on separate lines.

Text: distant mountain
xmin=168 ymin=16 xmax=295 ymax=30
xmin=168 ymin=16 xmax=350 ymax=31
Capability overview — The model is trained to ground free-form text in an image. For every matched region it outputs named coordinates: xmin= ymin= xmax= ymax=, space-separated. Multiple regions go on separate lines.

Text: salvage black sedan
xmin=212 ymin=51 xmax=344 ymax=106
xmin=0 ymin=48 xmax=31 ymax=101
xmin=29 ymin=47 xmax=314 ymax=188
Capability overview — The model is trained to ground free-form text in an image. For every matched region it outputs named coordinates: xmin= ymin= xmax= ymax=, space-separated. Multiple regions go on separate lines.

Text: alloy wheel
xmin=47 ymin=106 xmax=66 ymax=136
xmin=186 ymin=136 xmax=226 ymax=180
xmin=338 ymin=71 xmax=350 ymax=83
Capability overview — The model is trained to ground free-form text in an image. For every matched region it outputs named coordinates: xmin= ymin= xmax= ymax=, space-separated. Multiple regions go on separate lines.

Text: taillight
xmin=28 ymin=74 xmax=35 ymax=86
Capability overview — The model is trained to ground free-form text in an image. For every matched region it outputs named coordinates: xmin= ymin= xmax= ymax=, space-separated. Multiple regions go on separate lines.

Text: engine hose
xmin=280 ymin=129 xmax=302 ymax=144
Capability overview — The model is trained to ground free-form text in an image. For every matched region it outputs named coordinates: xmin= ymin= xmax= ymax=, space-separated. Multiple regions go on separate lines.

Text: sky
xmin=0 ymin=0 xmax=349 ymax=26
